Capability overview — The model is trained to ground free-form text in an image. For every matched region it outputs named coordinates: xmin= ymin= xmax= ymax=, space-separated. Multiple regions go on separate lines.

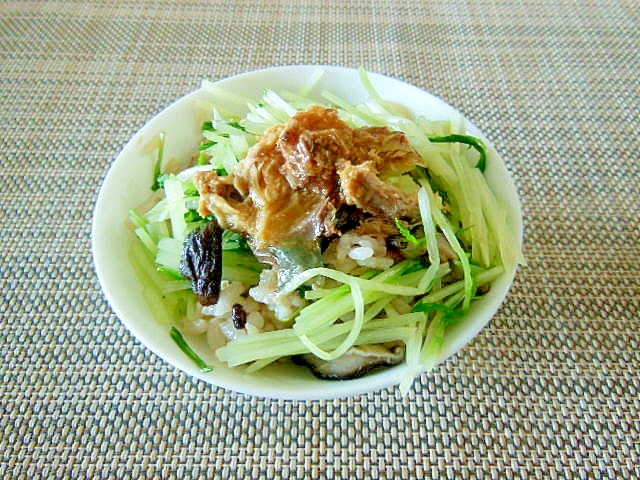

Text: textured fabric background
xmin=1 ymin=0 xmax=639 ymax=478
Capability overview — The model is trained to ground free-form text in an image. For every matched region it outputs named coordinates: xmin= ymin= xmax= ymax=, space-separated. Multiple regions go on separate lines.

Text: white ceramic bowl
xmin=92 ymin=65 xmax=522 ymax=400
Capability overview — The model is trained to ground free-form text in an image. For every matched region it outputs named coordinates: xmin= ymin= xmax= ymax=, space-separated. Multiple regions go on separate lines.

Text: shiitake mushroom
xmin=294 ymin=343 xmax=405 ymax=380
xmin=180 ymin=220 xmax=223 ymax=306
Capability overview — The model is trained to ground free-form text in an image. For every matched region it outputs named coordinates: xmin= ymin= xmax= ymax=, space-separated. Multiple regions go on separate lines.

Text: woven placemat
xmin=1 ymin=0 xmax=638 ymax=478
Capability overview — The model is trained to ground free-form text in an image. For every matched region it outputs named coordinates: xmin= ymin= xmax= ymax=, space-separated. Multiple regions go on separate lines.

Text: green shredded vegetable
xmin=395 ymin=218 xmax=424 ymax=246
xmin=428 ymin=134 xmax=487 ymax=172
xmin=170 ymin=326 xmax=214 ymax=372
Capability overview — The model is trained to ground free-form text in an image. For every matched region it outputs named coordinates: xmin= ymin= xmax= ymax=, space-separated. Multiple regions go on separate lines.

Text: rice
xmin=335 ymin=233 xmax=395 ymax=270
xmin=248 ymin=269 xmax=306 ymax=321
xmin=348 ymin=245 xmax=374 ymax=260
xmin=182 ymin=279 xmax=278 ymax=351
xmin=202 ymin=281 xmax=246 ymax=317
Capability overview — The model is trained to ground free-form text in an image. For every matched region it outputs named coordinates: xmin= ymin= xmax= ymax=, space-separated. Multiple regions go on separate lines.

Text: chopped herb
xmin=399 ymin=257 xmax=428 ymax=275
xmin=184 ymin=209 xmax=204 ymax=224
xmin=151 ymin=132 xmax=166 ymax=191
xmin=152 ymin=173 xmax=170 ymax=191
xmin=228 ymin=121 xmax=246 ymax=131
xmin=170 ymin=326 xmax=214 ymax=372
xmin=428 ymin=134 xmax=487 ymax=172
xmin=183 ymin=182 xmax=199 ymax=198
xmin=221 ymin=230 xmax=250 ymax=251
xmin=395 ymin=218 xmax=425 ymax=246
xmin=411 ymin=302 xmax=458 ymax=316
xmin=199 ymin=140 xmax=217 ymax=151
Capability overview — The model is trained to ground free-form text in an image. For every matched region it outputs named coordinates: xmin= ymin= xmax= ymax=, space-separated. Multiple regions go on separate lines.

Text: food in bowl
xmin=124 ymin=68 xmax=523 ymax=395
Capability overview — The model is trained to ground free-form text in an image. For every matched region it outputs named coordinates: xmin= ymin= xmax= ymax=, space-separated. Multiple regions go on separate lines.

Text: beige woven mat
xmin=1 ymin=0 xmax=638 ymax=478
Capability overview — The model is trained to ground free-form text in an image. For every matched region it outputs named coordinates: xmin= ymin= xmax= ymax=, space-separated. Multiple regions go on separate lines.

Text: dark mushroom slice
xmin=294 ymin=343 xmax=405 ymax=380
xmin=231 ymin=303 xmax=247 ymax=329
xmin=180 ymin=219 xmax=223 ymax=306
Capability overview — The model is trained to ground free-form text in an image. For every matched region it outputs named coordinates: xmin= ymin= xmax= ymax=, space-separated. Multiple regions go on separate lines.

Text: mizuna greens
xmin=128 ymin=68 xmax=522 ymax=394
